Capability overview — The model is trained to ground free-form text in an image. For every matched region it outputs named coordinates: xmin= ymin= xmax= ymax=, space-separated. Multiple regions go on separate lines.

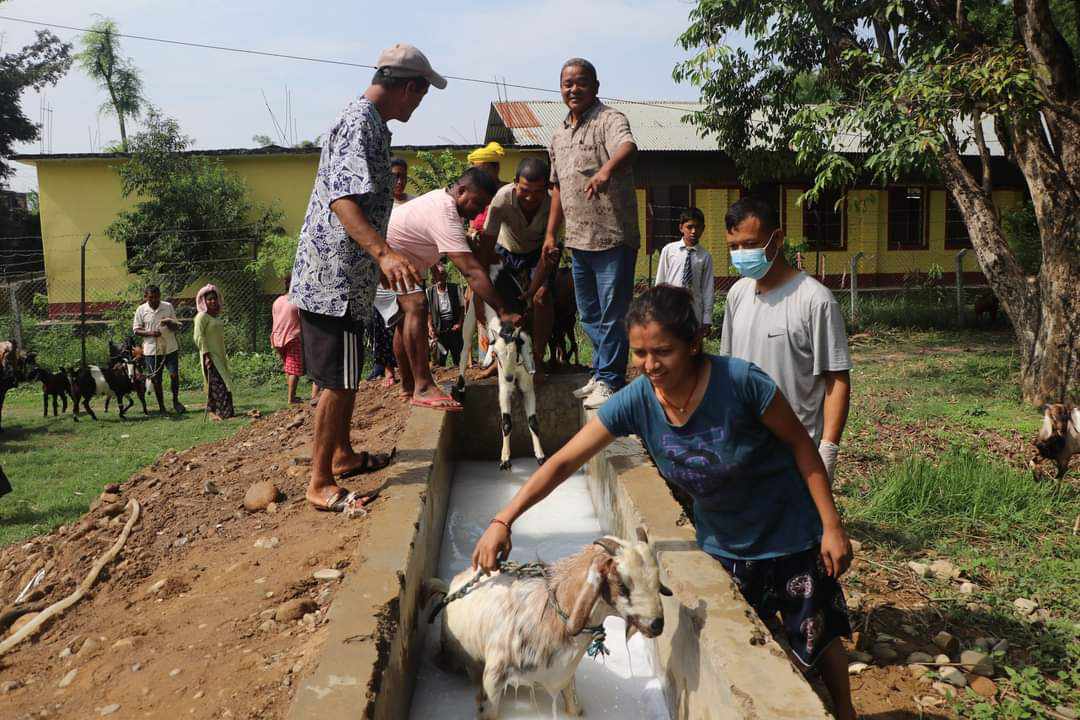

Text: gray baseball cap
xmin=375 ymin=44 xmax=447 ymax=90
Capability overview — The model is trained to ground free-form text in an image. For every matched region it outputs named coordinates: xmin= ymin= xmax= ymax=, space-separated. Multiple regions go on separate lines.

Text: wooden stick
xmin=0 ymin=499 xmax=140 ymax=657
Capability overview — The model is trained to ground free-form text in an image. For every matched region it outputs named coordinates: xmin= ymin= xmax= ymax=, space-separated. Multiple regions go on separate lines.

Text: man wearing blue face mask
xmin=719 ymin=196 xmax=852 ymax=483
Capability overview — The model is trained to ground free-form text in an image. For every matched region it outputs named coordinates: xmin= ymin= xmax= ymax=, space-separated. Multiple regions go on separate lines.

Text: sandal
xmin=410 ymin=395 xmax=464 ymax=412
xmin=335 ymin=449 xmax=396 ymax=480
xmin=312 ymin=487 xmax=380 ymax=517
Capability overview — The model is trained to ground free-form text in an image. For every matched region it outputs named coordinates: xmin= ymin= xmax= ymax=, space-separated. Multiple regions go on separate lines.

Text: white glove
xmin=818 ymin=440 xmax=839 ymax=482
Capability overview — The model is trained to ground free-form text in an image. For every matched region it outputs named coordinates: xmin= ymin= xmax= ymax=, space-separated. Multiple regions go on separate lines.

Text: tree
xmin=410 ymin=149 xmax=469 ymax=194
xmin=0 ymin=10 xmax=72 ymax=185
xmin=107 ymin=110 xmax=282 ymax=296
xmin=253 ymin=133 xmax=319 ymax=149
xmin=78 ymin=18 xmax=145 ymax=152
xmin=676 ymin=0 xmax=1080 ymax=404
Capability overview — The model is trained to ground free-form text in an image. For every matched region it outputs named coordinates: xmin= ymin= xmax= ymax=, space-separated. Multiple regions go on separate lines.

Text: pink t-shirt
xmin=270 ymin=294 xmax=301 ymax=348
xmin=386 ymin=189 xmax=471 ymax=273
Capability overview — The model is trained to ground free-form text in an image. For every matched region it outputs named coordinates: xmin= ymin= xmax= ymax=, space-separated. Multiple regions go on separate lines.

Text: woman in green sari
xmin=193 ymin=284 xmax=234 ymax=420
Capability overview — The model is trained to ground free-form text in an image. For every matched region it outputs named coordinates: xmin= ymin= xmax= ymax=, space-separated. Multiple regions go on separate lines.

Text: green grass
xmin=0 ymin=376 xmax=307 ymax=546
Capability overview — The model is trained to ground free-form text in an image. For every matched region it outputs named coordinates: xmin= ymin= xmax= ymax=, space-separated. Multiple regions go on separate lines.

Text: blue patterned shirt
xmin=291 ymin=97 xmax=393 ymax=319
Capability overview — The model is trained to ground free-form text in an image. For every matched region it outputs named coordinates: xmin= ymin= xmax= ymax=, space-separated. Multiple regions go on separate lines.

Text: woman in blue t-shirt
xmin=472 ymin=284 xmax=856 ymax=720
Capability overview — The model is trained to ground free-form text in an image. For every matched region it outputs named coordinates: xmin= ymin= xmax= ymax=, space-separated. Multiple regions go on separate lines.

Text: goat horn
xmin=592 ymin=537 xmax=622 ymax=556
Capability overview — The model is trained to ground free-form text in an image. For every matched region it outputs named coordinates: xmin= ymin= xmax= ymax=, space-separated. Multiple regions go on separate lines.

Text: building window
xmin=646 ymin=184 xmax=691 ymax=255
xmin=888 ymin=186 xmax=927 ymax=250
xmin=944 ymin=191 xmax=972 ymax=249
xmin=802 ymin=189 xmax=846 ymax=251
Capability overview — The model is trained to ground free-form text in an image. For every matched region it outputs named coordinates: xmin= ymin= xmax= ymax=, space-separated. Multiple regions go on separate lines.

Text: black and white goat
xmin=485 ymin=313 xmax=546 ymax=471
xmin=427 ymin=529 xmax=670 ymax=719
xmin=69 ymin=347 xmax=148 ymax=421
xmin=1034 ymin=403 xmax=1079 ymax=479
xmin=102 ymin=341 xmax=149 ymax=416
xmin=28 ymin=365 xmax=71 ymax=417
xmin=0 ymin=341 xmax=35 ymax=433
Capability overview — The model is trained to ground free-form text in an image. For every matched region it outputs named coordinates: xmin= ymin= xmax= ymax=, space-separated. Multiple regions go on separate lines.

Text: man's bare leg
xmin=399 ymin=292 xmax=453 ymax=402
xmin=816 ymin=641 xmax=856 ymax=720
xmin=287 ymin=373 xmax=300 ymax=403
xmin=307 ymin=388 xmax=352 ymax=506
xmin=392 ymin=323 xmax=413 ymax=401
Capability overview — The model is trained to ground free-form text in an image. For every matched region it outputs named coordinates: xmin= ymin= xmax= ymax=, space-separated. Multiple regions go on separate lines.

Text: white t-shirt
xmin=720 ymin=272 xmax=851 ymax=444
xmin=133 ymin=301 xmax=180 ymax=356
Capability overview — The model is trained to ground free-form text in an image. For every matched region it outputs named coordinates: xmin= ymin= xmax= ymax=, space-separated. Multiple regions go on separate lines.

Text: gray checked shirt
xmin=290 ymin=97 xmax=393 ymax=319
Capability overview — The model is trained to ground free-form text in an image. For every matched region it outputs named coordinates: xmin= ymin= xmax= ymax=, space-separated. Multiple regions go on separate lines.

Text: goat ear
xmin=635 ymin=526 xmax=649 ymax=544
xmin=566 ymin=555 xmax=611 ymax=635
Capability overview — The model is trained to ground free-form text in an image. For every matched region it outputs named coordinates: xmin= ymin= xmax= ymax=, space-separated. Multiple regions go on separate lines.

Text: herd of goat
xmin=0 ymin=339 xmax=153 ymax=433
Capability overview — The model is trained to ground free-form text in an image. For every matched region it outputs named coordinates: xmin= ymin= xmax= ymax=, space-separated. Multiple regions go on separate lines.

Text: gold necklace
xmin=654 ymin=359 xmax=704 ymax=415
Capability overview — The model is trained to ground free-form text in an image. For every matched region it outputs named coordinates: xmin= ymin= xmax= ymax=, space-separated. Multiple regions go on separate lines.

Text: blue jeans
xmin=571 ymin=245 xmax=637 ymax=389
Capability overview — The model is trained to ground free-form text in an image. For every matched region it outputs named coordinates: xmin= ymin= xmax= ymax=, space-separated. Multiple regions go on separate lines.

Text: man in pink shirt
xmin=375 ymin=168 xmax=521 ymax=411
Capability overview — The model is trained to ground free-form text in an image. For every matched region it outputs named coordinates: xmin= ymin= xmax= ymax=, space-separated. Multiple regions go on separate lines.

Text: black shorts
xmin=712 ymin=546 xmax=851 ymax=668
xmin=145 ymin=351 xmax=179 ymax=377
xmin=299 ymin=308 xmax=365 ymax=390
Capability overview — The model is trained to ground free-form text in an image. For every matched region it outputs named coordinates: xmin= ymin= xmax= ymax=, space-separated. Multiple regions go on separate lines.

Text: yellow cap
xmin=467 ymin=141 xmax=505 ymax=165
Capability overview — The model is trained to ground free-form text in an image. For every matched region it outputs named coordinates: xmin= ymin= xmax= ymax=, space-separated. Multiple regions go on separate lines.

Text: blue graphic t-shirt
xmin=597 ymin=355 xmax=822 ymax=560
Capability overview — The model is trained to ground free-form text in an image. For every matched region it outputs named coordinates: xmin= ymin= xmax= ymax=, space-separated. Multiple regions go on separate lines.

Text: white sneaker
xmin=573 ymin=377 xmax=598 ymax=399
xmin=582 ymin=381 xmax=615 ymax=409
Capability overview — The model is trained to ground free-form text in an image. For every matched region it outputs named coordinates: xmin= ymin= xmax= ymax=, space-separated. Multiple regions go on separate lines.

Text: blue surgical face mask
xmin=730 ymin=231 xmax=779 ymax=280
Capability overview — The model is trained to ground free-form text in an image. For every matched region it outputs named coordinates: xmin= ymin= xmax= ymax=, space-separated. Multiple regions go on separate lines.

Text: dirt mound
xmin=0 ymin=378 xmax=411 ymax=720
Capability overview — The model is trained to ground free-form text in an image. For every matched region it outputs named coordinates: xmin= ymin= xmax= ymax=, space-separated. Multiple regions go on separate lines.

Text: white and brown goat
xmin=485 ymin=313 xmax=545 ymax=470
xmin=428 ymin=530 xmax=670 ymax=719
xmin=1033 ymin=403 xmax=1079 ymax=479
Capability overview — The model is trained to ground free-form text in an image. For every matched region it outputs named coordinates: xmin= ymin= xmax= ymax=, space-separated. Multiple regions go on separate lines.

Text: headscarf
xmin=195 ymin=284 xmax=221 ymax=314
xmin=467 ymin=141 xmax=505 ymax=165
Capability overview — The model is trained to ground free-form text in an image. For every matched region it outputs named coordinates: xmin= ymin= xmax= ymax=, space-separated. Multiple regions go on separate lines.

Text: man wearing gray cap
xmin=291 ymin=43 xmax=446 ymax=514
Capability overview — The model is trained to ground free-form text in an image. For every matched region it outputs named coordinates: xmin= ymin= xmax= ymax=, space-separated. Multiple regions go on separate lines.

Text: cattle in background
xmin=28 ymin=365 xmax=71 ymax=417
xmin=1034 ymin=403 xmax=1079 ymax=479
xmin=0 ymin=340 xmax=36 ymax=433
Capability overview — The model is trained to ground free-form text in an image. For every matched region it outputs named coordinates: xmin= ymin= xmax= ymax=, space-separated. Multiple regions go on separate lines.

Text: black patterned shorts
xmin=712 ymin=546 xmax=851 ymax=668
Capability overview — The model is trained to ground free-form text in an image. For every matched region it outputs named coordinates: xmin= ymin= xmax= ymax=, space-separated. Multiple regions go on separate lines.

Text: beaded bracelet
xmin=490 ymin=518 xmax=512 ymax=533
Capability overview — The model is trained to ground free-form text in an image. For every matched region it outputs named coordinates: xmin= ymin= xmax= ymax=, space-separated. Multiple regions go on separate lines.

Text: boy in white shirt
xmin=132 ymin=285 xmax=185 ymax=414
xmin=654 ymin=208 xmax=715 ymax=332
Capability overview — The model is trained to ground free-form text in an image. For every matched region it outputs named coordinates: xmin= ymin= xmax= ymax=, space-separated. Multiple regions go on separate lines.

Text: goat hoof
xmin=499 ymin=461 xmax=512 ymax=471
xmin=536 ymin=456 xmax=546 ymax=466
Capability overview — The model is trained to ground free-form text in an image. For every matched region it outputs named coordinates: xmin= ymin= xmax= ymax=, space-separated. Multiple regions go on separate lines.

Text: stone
xmin=259 ymin=608 xmax=276 ymax=619
xmin=929 ymin=559 xmax=959 ymax=580
xmin=275 ymin=598 xmax=317 ymax=623
xmin=201 ymin=480 xmax=220 ymax=496
xmin=960 ymin=650 xmax=994 ymax=677
xmin=57 ymin=668 xmax=78 ymax=688
xmin=266 ymin=502 xmax=278 ymax=514
xmin=908 ymin=561 xmax=930 ymax=578
xmin=871 ymin=643 xmax=898 ymax=662
xmin=302 ymin=612 xmax=317 ymax=628
xmin=907 ymin=651 xmax=934 ymax=664
xmin=901 ymin=624 xmax=918 ymax=636
xmin=99 ymin=492 xmax=121 ymax=505
xmin=934 ymin=654 xmax=952 ymax=665
xmin=111 ymin=638 xmax=135 ymax=650
xmin=972 ymin=637 xmax=992 ymax=652
xmin=959 ymin=582 xmax=976 ymax=595
xmin=253 ymin=537 xmax=280 ymax=550
xmin=79 ymin=638 xmax=101 ymax=656
xmin=98 ymin=704 xmax=120 ymax=716
xmin=848 ymin=650 xmax=873 ymax=664
xmin=876 ymin=633 xmax=899 ymax=643
xmin=845 ymin=592 xmax=863 ymax=611
xmin=313 ymin=568 xmax=343 ymax=581
xmin=131 ymin=663 xmax=141 ymax=672
xmin=258 ymin=620 xmax=278 ymax=634
xmin=58 ymin=647 xmax=72 ymax=659
xmin=316 ymin=586 xmax=333 ymax=606
xmin=849 ymin=540 xmax=863 ymax=553
xmin=243 ymin=481 xmax=280 ymax=513
xmin=933 ymin=681 xmax=959 ymax=698
xmin=1 ymin=679 xmax=22 ymax=692
xmin=1013 ymin=597 xmax=1038 ymax=615
xmin=992 ymin=639 xmax=1010 ymax=654
xmin=848 ymin=662 xmax=870 ymax=675
xmin=938 ymin=666 xmax=967 ymax=687
xmin=193 ymin=691 xmax=204 ymax=700
xmin=910 ymin=665 xmax=931 ymax=680
xmin=933 ymin=631 xmax=959 ymax=655
xmin=169 ymin=668 xmax=182 ymax=678
xmin=970 ymin=676 xmax=997 ymax=698
xmin=1054 ymin=707 xmax=1077 ymax=720
xmin=146 ymin=579 xmax=167 ymax=595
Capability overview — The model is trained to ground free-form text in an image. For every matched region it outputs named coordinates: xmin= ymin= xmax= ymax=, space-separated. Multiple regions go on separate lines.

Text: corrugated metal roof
xmin=489 ymin=100 xmax=713 ymax=151
xmin=487 ymin=101 xmax=1005 ymax=157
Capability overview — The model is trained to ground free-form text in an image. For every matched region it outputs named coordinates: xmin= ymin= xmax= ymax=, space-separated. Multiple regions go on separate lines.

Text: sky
xmin=2 ymin=0 xmax=713 ymax=193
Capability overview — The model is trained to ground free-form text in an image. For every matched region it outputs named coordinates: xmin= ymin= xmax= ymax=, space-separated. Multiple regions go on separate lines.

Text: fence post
xmin=849 ymin=252 xmax=864 ymax=328
xmin=955 ymin=249 xmax=968 ymax=327
xmin=8 ymin=282 xmax=22 ymax=350
xmin=80 ymin=233 xmax=91 ymax=368
xmin=250 ymin=239 xmax=259 ymax=352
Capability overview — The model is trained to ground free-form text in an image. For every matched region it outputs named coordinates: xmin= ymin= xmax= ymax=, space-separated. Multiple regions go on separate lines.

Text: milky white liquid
xmin=409 ymin=460 xmax=671 ymax=720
